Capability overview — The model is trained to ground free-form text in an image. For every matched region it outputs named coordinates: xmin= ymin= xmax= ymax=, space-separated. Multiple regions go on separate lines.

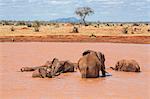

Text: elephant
xmin=32 ymin=68 xmax=51 ymax=78
xmin=32 ymin=58 xmax=76 ymax=78
xmin=59 ymin=61 xmax=75 ymax=73
xmin=20 ymin=58 xmax=76 ymax=78
xmin=20 ymin=61 xmax=51 ymax=72
xmin=62 ymin=61 xmax=75 ymax=72
xmin=32 ymin=58 xmax=60 ymax=78
xmin=110 ymin=59 xmax=141 ymax=72
xmin=50 ymin=58 xmax=75 ymax=77
xmin=78 ymin=50 xmax=106 ymax=78
xmin=49 ymin=58 xmax=63 ymax=77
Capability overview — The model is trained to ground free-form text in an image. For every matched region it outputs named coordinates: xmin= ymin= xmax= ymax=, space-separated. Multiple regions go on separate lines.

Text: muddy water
xmin=0 ymin=42 xmax=150 ymax=99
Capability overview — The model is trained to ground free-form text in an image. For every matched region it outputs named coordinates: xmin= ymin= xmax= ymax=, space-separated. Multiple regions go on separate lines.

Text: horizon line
xmin=0 ymin=20 xmax=150 ymax=23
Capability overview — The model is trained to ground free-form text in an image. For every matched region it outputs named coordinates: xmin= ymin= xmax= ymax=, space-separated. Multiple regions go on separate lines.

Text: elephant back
xmin=115 ymin=59 xmax=141 ymax=72
xmin=78 ymin=50 xmax=106 ymax=78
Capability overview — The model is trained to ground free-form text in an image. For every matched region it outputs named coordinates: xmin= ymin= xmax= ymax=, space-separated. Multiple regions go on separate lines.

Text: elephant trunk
xmin=110 ymin=67 xmax=115 ymax=70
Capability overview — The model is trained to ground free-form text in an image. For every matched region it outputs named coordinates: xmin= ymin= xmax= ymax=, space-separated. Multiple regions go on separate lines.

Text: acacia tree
xmin=75 ymin=7 xmax=94 ymax=26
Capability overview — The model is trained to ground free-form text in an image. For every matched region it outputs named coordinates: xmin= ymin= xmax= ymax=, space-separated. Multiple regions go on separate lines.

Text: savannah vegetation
xmin=0 ymin=20 xmax=149 ymax=36
xmin=0 ymin=7 xmax=150 ymax=36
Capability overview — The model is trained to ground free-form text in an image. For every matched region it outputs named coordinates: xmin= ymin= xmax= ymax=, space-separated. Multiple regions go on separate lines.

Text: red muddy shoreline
xmin=0 ymin=35 xmax=150 ymax=44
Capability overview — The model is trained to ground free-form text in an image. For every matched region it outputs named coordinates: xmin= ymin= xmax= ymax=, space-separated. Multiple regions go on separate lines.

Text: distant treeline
xmin=0 ymin=20 xmax=149 ymax=26
xmin=0 ymin=20 xmax=53 ymax=26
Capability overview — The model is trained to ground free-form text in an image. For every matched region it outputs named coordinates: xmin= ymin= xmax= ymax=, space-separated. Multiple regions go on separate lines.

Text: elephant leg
xmin=81 ymin=67 xmax=87 ymax=78
xmin=20 ymin=65 xmax=48 ymax=72
xmin=101 ymin=66 xmax=106 ymax=77
xmin=20 ymin=67 xmax=35 ymax=72
xmin=73 ymin=63 xmax=78 ymax=71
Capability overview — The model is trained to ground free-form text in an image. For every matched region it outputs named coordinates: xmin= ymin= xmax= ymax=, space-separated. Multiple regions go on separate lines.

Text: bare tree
xmin=75 ymin=7 xmax=94 ymax=26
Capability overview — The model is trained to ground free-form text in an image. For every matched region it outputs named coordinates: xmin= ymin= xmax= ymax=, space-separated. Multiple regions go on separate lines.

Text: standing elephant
xmin=78 ymin=50 xmax=106 ymax=78
xmin=110 ymin=59 xmax=141 ymax=72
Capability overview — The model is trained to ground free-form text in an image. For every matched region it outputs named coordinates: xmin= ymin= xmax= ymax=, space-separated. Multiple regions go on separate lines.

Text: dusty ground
xmin=0 ymin=25 xmax=150 ymax=36
xmin=0 ymin=25 xmax=150 ymax=43
xmin=0 ymin=35 xmax=150 ymax=44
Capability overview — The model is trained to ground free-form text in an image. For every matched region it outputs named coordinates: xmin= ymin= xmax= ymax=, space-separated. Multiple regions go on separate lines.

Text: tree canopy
xmin=75 ymin=7 xmax=94 ymax=26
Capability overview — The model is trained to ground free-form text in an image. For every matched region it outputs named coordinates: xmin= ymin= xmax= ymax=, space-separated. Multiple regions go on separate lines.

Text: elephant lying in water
xmin=78 ymin=50 xmax=107 ymax=78
xmin=20 ymin=61 xmax=52 ymax=72
xmin=20 ymin=58 xmax=76 ymax=78
xmin=110 ymin=59 xmax=141 ymax=72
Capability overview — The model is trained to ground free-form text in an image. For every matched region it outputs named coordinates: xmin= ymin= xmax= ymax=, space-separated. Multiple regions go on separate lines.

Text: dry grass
xmin=0 ymin=24 xmax=150 ymax=36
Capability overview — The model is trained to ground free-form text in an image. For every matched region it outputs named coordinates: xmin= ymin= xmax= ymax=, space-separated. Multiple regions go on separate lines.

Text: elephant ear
xmin=102 ymin=54 xmax=105 ymax=62
xmin=51 ymin=58 xmax=61 ymax=76
xmin=82 ymin=50 xmax=94 ymax=56
xmin=96 ymin=52 xmax=105 ymax=62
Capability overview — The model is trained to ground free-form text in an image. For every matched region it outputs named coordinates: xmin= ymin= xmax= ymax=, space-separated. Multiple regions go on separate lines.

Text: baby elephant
xmin=32 ymin=68 xmax=52 ymax=78
xmin=32 ymin=58 xmax=75 ymax=78
xmin=110 ymin=59 xmax=141 ymax=72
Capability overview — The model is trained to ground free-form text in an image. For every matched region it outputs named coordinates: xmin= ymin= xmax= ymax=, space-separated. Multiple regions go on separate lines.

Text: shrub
xmin=106 ymin=24 xmax=109 ymax=26
xmin=33 ymin=21 xmax=40 ymax=32
xmin=120 ymin=24 xmax=123 ymax=26
xmin=123 ymin=27 xmax=128 ymax=34
xmin=14 ymin=21 xmax=26 ymax=26
xmin=34 ymin=26 xmax=39 ymax=32
xmin=89 ymin=34 xmax=96 ymax=38
xmin=55 ymin=24 xmax=59 ymax=28
xmin=10 ymin=26 xmax=15 ymax=31
xmin=71 ymin=27 xmax=79 ymax=33
xmin=133 ymin=23 xmax=139 ymax=26
xmin=2 ymin=21 xmax=9 ymax=25
xmin=97 ymin=23 xmax=100 ymax=28
xmin=27 ymin=24 xmax=32 ymax=27
xmin=33 ymin=21 xmax=40 ymax=27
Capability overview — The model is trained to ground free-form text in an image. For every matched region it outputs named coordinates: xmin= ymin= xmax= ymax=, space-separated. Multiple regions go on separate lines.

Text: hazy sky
xmin=0 ymin=0 xmax=150 ymax=22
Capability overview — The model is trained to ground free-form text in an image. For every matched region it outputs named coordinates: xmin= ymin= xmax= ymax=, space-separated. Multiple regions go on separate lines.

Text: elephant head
xmin=32 ymin=68 xmax=49 ymax=78
xmin=62 ymin=61 xmax=74 ymax=72
xmin=78 ymin=50 xmax=106 ymax=78
xmin=22 ymin=58 xmax=76 ymax=78
xmin=48 ymin=58 xmax=75 ymax=77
